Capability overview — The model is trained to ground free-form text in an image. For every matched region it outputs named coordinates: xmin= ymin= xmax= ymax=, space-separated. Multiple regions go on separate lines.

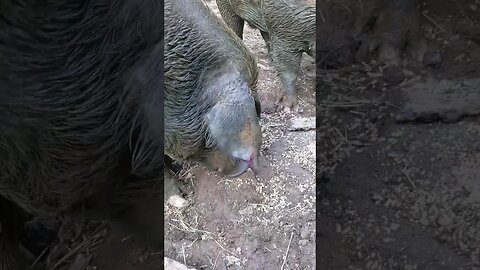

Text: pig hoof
xmin=276 ymin=95 xmax=298 ymax=113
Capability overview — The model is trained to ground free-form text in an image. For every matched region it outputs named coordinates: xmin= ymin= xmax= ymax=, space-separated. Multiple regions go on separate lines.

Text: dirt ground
xmin=318 ymin=0 xmax=480 ymax=270
xmin=163 ymin=1 xmax=316 ymax=269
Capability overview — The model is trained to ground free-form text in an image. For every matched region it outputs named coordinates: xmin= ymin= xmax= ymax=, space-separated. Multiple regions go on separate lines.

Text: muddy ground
xmin=318 ymin=0 xmax=480 ymax=269
xmin=162 ymin=1 xmax=316 ymax=269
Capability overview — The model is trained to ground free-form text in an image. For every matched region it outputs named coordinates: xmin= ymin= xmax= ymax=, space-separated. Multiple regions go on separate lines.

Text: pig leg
xmin=269 ymin=38 xmax=302 ymax=112
xmin=216 ymin=0 xmax=245 ymax=39
xmin=260 ymin=31 xmax=271 ymax=53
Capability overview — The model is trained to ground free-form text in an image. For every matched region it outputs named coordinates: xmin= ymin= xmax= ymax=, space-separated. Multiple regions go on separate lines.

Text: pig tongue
xmin=248 ymin=159 xmax=260 ymax=179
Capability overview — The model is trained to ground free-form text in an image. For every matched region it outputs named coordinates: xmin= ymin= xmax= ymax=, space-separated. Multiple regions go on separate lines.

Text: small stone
xmin=372 ymin=194 xmax=384 ymax=202
xmin=167 ymin=195 xmax=187 ymax=208
xmin=423 ymin=51 xmax=442 ymax=67
xmin=289 ymin=116 xmax=315 ymax=131
xmin=164 ymin=257 xmax=197 ymax=270
xmin=335 ymin=223 xmax=342 ymax=233
xmin=300 ymin=226 xmax=310 ymax=239
xmin=390 ymin=223 xmax=400 ymax=231
xmin=225 ymin=255 xmax=241 ymax=266
xmin=299 ymin=239 xmax=309 ymax=246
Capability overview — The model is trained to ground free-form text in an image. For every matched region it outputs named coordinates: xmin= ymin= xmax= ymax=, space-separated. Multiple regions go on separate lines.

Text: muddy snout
xmin=204 ymin=151 xmax=260 ymax=178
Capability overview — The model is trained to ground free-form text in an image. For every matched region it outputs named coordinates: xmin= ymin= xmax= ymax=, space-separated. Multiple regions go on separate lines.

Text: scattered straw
xmin=393 ymin=160 xmax=418 ymax=190
xmin=169 ymin=214 xmax=212 ymax=235
xmin=214 ymin=240 xmax=236 ymax=256
xmin=400 ymin=168 xmax=418 ymax=190
xmin=51 ymin=222 xmax=106 ymax=270
xmin=280 ymin=231 xmax=294 ymax=270
xmin=121 ymin=235 xmax=132 ymax=242
xmin=31 ymin=244 xmax=51 ymax=268
xmin=181 ymin=243 xmax=187 ymax=265
xmin=422 ymin=11 xmax=446 ymax=33
xmin=212 ymin=251 xmax=222 ymax=270
xmin=318 ymin=7 xmax=325 ymax=23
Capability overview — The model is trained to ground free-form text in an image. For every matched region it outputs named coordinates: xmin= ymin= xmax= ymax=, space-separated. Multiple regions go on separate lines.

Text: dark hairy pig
xmin=216 ymin=0 xmax=316 ymax=112
xmin=164 ymin=0 xmax=262 ymax=206
xmin=353 ymin=0 xmax=426 ymax=68
xmin=0 ymin=0 xmax=164 ymax=268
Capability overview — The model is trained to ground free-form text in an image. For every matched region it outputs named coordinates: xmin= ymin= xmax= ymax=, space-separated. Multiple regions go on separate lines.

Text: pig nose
xmin=247 ymin=153 xmax=255 ymax=167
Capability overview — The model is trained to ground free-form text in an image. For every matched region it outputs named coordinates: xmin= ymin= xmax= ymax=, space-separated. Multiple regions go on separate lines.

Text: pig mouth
xmin=223 ymin=156 xmax=259 ymax=178
xmin=203 ymin=151 xmax=258 ymax=178
xmin=223 ymin=159 xmax=250 ymax=177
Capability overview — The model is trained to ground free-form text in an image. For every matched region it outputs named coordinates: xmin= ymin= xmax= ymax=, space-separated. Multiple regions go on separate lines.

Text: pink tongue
xmin=247 ymin=154 xmax=258 ymax=177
